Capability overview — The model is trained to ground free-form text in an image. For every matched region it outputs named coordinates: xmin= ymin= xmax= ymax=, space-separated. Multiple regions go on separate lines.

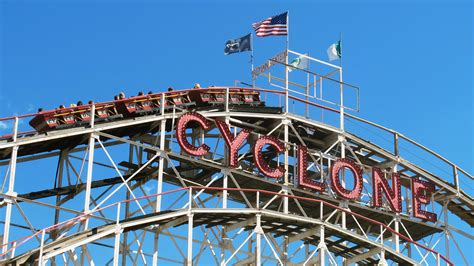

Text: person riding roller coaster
xmin=28 ymin=86 xmax=267 ymax=134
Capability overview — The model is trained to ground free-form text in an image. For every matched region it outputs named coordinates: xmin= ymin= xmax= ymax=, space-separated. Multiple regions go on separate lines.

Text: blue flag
xmin=224 ymin=34 xmax=252 ymax=55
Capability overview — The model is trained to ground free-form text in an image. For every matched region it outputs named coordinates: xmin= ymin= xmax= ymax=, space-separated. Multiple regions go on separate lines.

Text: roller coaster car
xmin=28 ymin=88 xmax=266 ymax=133
xmin=239 ymin=89 xmax=263 ymax=106
xmin=189 ymin=88 xmax=263 ymax=107
xmin=29 ymin=103 xmax=123 ymax=133
xmin=164 ymin=91 xmax=195 ymax=109
xmin=116 ymin=94 xmax=162 ymax=117
xmin=116 ymin=91 xmax=195 ymax=117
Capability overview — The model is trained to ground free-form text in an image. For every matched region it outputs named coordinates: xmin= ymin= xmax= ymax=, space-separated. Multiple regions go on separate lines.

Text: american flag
xmin=252 ymin=12 xmax=288 ymax=37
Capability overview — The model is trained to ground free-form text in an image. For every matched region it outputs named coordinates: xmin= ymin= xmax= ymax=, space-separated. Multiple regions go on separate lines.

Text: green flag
xmin=288 ymin=54 xmax=309 ymax=72
xmin=327 ymin=40 xmax=341 ymax=61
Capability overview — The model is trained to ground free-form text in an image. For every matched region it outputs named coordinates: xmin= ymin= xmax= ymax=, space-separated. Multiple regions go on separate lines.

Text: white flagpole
xmin=337 ymin=32 xmax=347 ymax=262
xmin=339 ymin=32 xmax=344 ymax=131
xmin=285 ymin=11 xmax=289 ymax=114
xmin=283 ymin=10 xmax=290 ymax=214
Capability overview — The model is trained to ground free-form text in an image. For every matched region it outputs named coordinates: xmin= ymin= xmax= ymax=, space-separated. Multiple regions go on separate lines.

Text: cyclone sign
xmin=176 ymin=112 xmax=438 ymax=222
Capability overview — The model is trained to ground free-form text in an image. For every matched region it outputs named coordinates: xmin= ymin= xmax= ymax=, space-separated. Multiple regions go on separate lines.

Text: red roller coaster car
xmin=29 ymin=87 xmax=266 ymax=133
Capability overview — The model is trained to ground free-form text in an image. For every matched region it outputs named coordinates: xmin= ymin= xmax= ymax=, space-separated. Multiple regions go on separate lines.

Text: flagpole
xmin=286 ymin=11 xmax=290 ymax=53
xmin=251 ymin=33 xmax=255 ymax=88
xmin=337 ymin=32 xmax=347 ymax=261
xmin=339 ymin=32 xmax=343 ymax=68
xmin=285 ymin=11 xmax=289 ymax=114
xmin=283 ymin=10 xmax=290 ymax=213
xmin=339 ymin=31 xmax=344 ymax=132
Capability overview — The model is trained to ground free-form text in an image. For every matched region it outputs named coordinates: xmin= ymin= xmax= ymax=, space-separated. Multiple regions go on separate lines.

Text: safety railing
xmin=344 ymin=113 xmax=473 ymax=197
xmin=0 ymin=87 xmax=471 ymax=197
xmin=0 ymin=86 xmax=339 ymax=141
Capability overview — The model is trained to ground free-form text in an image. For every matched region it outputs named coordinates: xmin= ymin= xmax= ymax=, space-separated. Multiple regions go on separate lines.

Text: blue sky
xmin=0 ymin=0 xmax=472 ymax=263
xmin=1 ymin=0 xmax=471 ymax=171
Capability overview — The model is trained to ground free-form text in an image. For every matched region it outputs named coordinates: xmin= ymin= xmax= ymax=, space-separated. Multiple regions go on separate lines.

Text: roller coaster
xmin=0 ymin=51 xmax=472 ymax=265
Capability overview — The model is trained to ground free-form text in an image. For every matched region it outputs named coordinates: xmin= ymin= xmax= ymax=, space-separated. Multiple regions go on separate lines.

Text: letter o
xmin=330 ymin=158 xmax=363 ymax=200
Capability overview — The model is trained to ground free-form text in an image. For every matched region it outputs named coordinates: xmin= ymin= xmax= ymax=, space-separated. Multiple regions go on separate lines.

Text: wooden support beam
xmin=343 ymin=247 xmax=380 ymax=266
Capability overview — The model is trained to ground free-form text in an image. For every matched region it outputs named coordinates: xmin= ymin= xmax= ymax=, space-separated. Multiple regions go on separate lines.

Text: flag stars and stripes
xmin=252 ymin=12 xmax=288 ymax=37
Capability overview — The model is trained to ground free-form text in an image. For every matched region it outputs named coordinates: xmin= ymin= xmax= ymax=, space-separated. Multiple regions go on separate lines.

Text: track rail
xmin=1 ymin=87 xmax=471 ymax=189
xmin=1 ymin=186 xmax=453 ymax=265
xmin=0 ymin=86 xmax=472 ymax=264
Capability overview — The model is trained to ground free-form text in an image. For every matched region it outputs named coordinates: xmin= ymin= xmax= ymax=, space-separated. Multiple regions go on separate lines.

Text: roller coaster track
xmin=0 ymin=87 xmax=472 ymax=265
xmin=1 ymin=187 xmax=452 ymax=265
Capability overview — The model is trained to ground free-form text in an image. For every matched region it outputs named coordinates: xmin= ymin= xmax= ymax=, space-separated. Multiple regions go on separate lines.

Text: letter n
xmin=372 ymin=168 xmax=402 ymax=213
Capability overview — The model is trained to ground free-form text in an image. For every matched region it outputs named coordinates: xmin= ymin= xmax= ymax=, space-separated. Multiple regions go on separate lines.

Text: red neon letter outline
xmin=297 ymin=145 xmax=325 ymax=192
xmin=330 ymin=158 xmax=363 ymax=200
xmin=372 ymin=168 xmax=402 ymax=213
xmin=253 ymin=136 xmax=285 ymax=178
xmin=412 ymin=178 xmax=437 ymax=222
xmin=215 ymin=120 xmax=251 ymax=168
xmin=176 ymin=112 xmax=211 ymax=156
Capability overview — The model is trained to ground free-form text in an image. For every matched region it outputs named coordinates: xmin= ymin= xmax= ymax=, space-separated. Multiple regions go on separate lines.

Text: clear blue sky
xmin=1 ymin=0 xmax=471 ymax=171
xmin=0 ymin=0 xmax=472 ymax=263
